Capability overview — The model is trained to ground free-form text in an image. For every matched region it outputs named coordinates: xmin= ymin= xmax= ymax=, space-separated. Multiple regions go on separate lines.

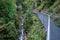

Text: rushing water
xmin=19 ymin=25 xmax=25 ymax=40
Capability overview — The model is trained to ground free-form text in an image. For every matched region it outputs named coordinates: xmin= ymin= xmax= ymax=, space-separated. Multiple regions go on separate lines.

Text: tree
xmin=0 ymin=0 xmax=18 ymax=40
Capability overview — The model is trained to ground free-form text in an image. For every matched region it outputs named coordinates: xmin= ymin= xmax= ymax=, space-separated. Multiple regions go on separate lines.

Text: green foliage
xmin=0 ymin=18 xmax=5 ymax=24
xmin=24 ymin=0 xmax=33 ymax=10
xmin=54 ymin=18 xmax=60 ymax=27
xmin=0 ymin=21 xmax=17 ymax=40
xmin=0 ymin=0 xmax=18 ymax=40
xmin=27 ymin=14 xmax=46 ymax=40
xmin=5 ymin=22 xmax=17 ymax=37
xmin=0 ymin=0 xmax=18 ymax=20
xmin=24 ymin=12 xmax=33 ymax=32
xmin=23 ymin=0 xmax=46 ymax=40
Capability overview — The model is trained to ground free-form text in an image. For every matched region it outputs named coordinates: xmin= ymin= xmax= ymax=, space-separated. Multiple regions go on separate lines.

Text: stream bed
xmin=18 ymin=25 xmax=25 ymax=40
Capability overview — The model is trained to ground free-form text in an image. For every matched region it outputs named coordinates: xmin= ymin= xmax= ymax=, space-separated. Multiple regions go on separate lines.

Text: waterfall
xmin=19 ymin=25 xmax=25 ymax=40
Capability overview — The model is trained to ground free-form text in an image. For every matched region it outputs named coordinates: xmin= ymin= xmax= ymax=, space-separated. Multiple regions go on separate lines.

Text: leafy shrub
xmin=24 ymin=12 xmax=33 ymax=32
xmin=0 ymin=0 xmax=18 ymax=40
